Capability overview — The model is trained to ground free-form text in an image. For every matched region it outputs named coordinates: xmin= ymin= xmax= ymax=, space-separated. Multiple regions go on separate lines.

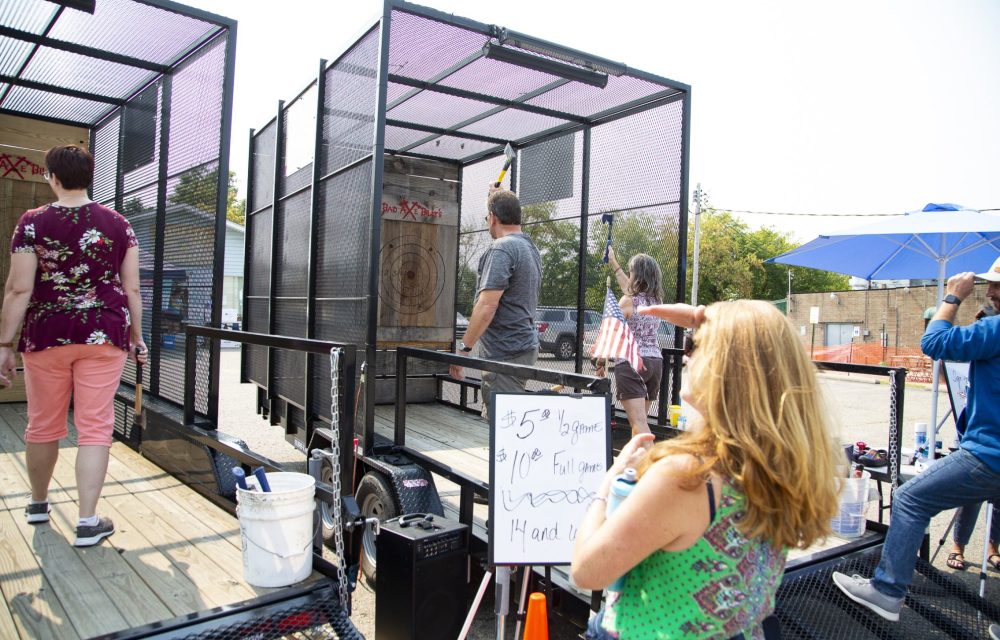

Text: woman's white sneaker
xmin=74 ymin=516 xmax=115 ymax=547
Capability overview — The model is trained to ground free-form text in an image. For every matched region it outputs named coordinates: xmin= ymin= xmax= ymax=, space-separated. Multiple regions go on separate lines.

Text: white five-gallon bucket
xmin=831 ymin=471 xmax=872 ymax=539
xmin=236 ymin=472 xmax=316 ymax=587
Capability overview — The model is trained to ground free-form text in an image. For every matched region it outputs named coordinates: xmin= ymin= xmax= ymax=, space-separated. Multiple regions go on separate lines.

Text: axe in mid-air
xmin=601 ymin=212 xmax=615 ymax=263
xmin=493 ymin=143 xmax=516 ymax=188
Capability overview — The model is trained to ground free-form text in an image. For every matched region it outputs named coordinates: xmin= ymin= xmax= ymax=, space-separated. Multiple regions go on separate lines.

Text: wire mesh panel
xmin=281 ymin=84 xmax=316 ymax=195
xmin=320 ymin=26 xmax=378 ymax=177
xmin=167 ymin=36 xmax=227 ymax=177
xmin=273 ymin=300 xmax=306 ymax=407
xmin=246 ymin=119 xmax=276 ymax=388
xmin=311 ymin=160 xmax=372 ymax=419
xmin=589 ymin=100 xmax=684 ymax=218
xmin=91 ymin=113 xmax=119 ymax=205
xmin=121 ymin=80 xmax=161 ymax=196
xmin=156 ymin=36 xmax=229 ymax=413
xmin=120 ymin=184 xmax=158 ymax=390
xmin=252 ymin=119 xmax=277 ymax=211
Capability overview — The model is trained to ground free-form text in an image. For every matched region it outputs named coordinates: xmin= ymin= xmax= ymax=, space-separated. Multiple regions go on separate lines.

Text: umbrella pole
xmin=928 ymin=263 xmax=945 ymax=461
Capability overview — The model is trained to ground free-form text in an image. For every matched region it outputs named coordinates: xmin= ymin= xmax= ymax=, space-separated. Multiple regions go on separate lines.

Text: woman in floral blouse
xmin=0 ymin=145 xmax=147 ymax=548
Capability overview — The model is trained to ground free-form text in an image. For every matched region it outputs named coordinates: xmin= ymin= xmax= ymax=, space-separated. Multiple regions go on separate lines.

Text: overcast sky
xmin=183 ymin=0 xmax=1000 ymax=241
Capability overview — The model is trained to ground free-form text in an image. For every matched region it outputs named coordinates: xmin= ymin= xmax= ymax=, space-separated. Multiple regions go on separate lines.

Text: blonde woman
xmin=572 ymin=300 xmax=840 ymax=639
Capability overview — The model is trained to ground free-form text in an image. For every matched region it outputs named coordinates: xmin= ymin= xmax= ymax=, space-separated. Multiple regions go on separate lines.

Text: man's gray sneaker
xmin=25 ymin=502 xmax=50 ymax=524
xmin=990 ymin=623 xmax=1000 ymax=640
xmin=831 ymin=571 xmax=902 ymax=622
xmin=74 ymin=516 xmax=114 ymax=547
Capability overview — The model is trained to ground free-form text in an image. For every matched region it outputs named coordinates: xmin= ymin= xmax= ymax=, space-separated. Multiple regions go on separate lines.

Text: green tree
xmin=687 ymin=207 xmax=849 ymax=303
xmin=170 ymin=167 xmax=245 ymax=225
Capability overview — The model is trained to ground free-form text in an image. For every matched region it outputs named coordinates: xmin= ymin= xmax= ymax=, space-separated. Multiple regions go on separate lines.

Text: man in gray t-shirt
xmin=450 ymin=189 xmax=541 ymax=421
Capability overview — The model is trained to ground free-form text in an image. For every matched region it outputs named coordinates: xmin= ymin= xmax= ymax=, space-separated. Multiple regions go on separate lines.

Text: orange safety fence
xmin=808 ymin=343 xmax=933 ymax=382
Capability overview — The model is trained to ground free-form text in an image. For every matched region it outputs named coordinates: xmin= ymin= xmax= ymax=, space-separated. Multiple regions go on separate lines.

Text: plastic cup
xmin=669 ymin=405 xmax=682 ymax=427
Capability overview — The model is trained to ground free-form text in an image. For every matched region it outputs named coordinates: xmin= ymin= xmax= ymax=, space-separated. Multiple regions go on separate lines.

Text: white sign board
xmin=809 ymin=306 xmax=820 ymax=324
xmin=489 ymin=392 xmax=611 ymax=565
xmin=853 ymin=326 xmax=861 ymax=338
xmin=943 ymin=361 xmax=970 ymax=421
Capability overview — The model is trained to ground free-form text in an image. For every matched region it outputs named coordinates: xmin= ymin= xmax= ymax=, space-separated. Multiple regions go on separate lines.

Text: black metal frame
xmin=184 ymin=325 xmax=358 ymax=496
xmin=1 ymin=1 xmax=237 ymax=426
xmin=242 ymin=0 xmax=693 ymax=442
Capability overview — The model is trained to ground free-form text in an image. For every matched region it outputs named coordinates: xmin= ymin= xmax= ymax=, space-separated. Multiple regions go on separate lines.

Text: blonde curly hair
xmin=637 ymin=300 xmax=840 ymax=549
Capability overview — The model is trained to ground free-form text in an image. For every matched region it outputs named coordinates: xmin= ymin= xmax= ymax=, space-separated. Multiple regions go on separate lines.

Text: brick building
xmin=785 ymin=282 xmax=993 ymax=374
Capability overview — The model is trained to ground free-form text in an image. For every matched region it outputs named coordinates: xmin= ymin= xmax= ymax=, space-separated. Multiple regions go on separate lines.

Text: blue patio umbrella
xmin=768 ymin=203 xmax=1000 ymax=458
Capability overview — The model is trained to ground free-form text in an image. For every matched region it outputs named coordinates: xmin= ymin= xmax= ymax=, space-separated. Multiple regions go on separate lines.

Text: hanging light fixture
xmin=482 ymin=42 xmax=609 ymax=89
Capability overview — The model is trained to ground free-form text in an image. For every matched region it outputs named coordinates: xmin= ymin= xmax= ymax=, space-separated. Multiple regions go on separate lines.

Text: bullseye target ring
xmin=379 ymin=236 xmax=446 ymax=314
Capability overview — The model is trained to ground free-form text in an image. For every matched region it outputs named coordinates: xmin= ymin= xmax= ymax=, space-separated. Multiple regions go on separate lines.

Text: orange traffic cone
xmin=523 ymin=592 xmax=549 ymax=640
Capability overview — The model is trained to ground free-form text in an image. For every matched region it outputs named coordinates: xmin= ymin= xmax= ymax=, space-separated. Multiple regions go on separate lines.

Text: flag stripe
xmin=589 ymin=288 xmax=643 ymax=372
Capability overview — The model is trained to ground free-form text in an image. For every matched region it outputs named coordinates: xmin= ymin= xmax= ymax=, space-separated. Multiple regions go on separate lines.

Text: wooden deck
xmin=0 ymin=403 xmax=305 ymax=640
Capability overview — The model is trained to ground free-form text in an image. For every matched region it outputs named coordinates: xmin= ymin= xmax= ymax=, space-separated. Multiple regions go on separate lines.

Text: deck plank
xmin=0 ymin=407 xmax=178 ymax=627
xmin=105 ymin=444 xmax=244 ymax=550
xmin=0 ymin=511 xmax=80 ymax=640
xmin=0 ymin=402 xmax=272 ymax=635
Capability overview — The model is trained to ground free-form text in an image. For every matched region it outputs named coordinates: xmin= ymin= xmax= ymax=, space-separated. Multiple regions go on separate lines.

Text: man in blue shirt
xmin=832 ymin=257 xmax=1000 ymax=623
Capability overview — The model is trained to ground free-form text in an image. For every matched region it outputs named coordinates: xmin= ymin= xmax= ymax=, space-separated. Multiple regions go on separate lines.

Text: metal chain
xmin=328 ymin=347 xmax=349 ymax=612
xmin=888 ymin=369 xmax=899 ymax=491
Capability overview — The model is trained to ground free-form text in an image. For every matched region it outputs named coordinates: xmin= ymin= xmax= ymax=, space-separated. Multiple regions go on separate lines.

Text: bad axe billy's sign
xmin=381 ymin=196 xmax=445 ymax=221
xmin=0 ymin=154 xmax=47 ymax=183
xmin=379 ymin=193 xmax=457 ymax=225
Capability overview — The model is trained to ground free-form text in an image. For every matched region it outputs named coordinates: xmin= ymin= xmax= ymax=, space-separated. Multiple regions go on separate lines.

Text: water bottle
xmin=914 ymin=422 xmax=928 ymax=463
xmin=605 ymin=468 xmax=638 ymax=592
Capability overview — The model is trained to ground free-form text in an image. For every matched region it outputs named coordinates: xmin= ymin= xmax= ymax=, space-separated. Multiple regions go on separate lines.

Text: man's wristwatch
xmin=459 ymin=341 xmax=473 ymax=352
xmin=942 ymin=294 xmax=962 ymax=307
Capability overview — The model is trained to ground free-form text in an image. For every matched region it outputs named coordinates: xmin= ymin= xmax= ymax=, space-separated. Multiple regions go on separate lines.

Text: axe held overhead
xmin=602 ymin=212 xmax=615 ymax=263
xmin=493 ymin=143 xmax=516 ymax=188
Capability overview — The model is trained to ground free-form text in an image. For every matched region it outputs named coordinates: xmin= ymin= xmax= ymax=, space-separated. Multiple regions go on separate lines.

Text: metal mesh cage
xmin=243 ymin=3 xmax=689 ymax=442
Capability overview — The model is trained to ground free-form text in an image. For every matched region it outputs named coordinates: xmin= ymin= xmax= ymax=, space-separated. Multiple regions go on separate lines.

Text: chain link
xmin=888 ymin=369 xmax=899 ymax=491
xmin=328 ymin=347 xmax=349 ymax=613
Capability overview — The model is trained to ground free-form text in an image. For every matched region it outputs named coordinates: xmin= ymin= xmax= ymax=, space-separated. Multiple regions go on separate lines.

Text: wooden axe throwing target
xmin=379 ymin=234 xmax=446 ymax=317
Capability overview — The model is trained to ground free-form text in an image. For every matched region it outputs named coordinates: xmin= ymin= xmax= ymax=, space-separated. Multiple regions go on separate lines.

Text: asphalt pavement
xmin=214 ymin=350 xmax=998 ymax=638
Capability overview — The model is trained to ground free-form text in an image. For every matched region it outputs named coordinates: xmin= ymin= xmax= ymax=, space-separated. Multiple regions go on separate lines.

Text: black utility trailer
xmin=240 ymin=0 xmax=691 ymax=591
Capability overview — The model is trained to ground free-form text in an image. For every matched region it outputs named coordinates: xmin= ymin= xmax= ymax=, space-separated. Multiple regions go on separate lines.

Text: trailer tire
xmin=318 ymin=451 xmax=339 ymax=548
xmin=357 ymin=471 xmax=399 ymax=583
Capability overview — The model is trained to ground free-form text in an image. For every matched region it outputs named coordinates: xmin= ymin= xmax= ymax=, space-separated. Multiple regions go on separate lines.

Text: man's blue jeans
xmin=954 ymin=500 xmax=999 ymax=546
xmin=874 ymin=448 xmax=1000 ymax=598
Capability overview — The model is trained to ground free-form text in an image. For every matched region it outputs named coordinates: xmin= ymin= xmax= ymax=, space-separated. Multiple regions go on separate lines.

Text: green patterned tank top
xmin=601 ymin=479 xmax=786 ymax=639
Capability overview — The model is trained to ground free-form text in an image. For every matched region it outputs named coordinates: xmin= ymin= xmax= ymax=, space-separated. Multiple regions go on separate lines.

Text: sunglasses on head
xmin=683 ymin=331 xmax=696 ymax=357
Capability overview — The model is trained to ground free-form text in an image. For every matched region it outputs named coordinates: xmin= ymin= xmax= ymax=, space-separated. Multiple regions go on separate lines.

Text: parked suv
xmin=536 ymin=306 xmax=602 ymax=360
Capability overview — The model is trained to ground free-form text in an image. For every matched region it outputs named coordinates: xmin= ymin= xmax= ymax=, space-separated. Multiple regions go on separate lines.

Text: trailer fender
xmin=363 ymin=454 xmax=444 ymax=517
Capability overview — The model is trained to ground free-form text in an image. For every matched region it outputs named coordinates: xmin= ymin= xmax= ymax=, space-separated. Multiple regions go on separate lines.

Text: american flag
xmin=590 ymin=288 xmax=643 ymax=372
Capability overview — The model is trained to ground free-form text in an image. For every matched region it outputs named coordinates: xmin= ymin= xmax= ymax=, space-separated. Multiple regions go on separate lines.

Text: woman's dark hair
xmin=487 ymin=190 xmax=522 ymax=225
xmin=627 ymin=253 xmax=664 ymax=302
xmin=45 ymin=145 xmax=94 ymax=190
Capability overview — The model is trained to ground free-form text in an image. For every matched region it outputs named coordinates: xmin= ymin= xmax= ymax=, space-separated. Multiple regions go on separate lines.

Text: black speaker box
xmin=375 ymin=514 xmax=469 ymax=640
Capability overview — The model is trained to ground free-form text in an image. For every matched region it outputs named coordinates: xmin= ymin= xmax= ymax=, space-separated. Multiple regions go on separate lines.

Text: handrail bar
xmin=182 ymin=326 xmax=357 ymax=497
